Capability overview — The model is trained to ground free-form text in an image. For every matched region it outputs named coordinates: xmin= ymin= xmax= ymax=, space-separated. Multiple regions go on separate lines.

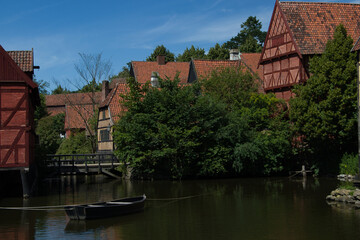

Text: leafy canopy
xmin=146 ymin=45 xmax=175 ymax=62
xmin=207 ymin=43 xmax=229 ymax=60
xmin=224 ymin=16 xmax=266 ymax=53
xmin=289 ymin=24 xmax=357 ymax=173
xmin=176 ymin=45 xmax=206 ymax=62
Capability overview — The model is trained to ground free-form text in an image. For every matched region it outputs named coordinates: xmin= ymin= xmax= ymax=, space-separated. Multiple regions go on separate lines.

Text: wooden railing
xmin=46 ymin=153 xmax=120 ymax=174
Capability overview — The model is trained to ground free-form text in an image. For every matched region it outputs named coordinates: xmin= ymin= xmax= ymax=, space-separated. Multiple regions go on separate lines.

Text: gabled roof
xmin=191 ymin=53 xmax=263 ymax=80
xmin=0 ymin=45 xmax=37 ymax=89
xmin=191 ymin=59 xmax=240 ymax=79
xmin=7 ymin=50 xmax=33 ymax=72
xmin=131 ymin=61 xmax=190 ymax=84
xmin=64 ymin=104 xmax=95 ymax=130
xmin=99 ymin=82 xmax=129 ymax=123
xmin=279 ymin=1 xmax=360 ymax=55
xmin=191 ymin=54 xmax=264 ymax=93
xmin=46 ymin=92 xmax=102 ymax=107
xmin=108 ymin=83 xmax=129 ymax=123
xmin=240 ymin=53 xmax=263 ymax=80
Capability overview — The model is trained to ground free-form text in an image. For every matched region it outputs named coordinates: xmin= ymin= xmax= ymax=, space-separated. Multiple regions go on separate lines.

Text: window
xmin=100 ymin=129 xmax=110 ymax=141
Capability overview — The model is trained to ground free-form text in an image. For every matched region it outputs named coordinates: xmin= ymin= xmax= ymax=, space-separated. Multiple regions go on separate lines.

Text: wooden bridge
xmin=46 ymin=153 xmax=122 ymax=178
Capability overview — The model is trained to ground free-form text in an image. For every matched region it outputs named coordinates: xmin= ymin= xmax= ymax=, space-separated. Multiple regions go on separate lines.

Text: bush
xmin=56 ymin=132 xmax=93 ymax=155
xmin=339 ymin=153 xmax=358 ymax=175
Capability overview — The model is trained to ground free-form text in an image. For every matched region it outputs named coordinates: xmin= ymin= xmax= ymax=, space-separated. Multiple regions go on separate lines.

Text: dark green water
xmin=0 ymin=176 xmax=359 ymax=240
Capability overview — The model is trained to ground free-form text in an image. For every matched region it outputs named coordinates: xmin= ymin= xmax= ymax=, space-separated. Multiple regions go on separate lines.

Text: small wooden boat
xmin=64 ymin=195 xmax=146 ymax=220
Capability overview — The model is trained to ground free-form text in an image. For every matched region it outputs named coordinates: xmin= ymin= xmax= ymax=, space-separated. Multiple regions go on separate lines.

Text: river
xmin=0 ymin=176 xmax=359 ymax=240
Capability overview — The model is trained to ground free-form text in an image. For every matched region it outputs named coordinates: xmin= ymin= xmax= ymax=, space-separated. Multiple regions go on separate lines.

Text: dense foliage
xmin=201 ymin=68 xmax=292 ymax=176
xmin=176 ymin=45 xmax=206 ymax=62
xmin=207 ymin=43 xmax=229 ymax=60
xmin=36 ymin=113 xmax=65 ymax=155
xmin=113 ymin=67 xmax=292 ymax=179
xmin=339 ymin=153 xmax=359 ymax=176
xmin=224 ymin=16 xmax=266 ymax=53
xmin=56 ymin=132 xmax=93 ymax=155
xmin=146 ymin=45 xmax=175 ymax=62
xmin=289 ymin=25 xmax=357 ymax=173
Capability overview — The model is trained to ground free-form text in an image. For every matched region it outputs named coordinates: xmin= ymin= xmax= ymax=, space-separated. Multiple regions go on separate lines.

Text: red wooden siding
xmin=260 ymin=1 xmax=308 ymax=93
xmin=0 ymin=45 xmax=38 ymax=169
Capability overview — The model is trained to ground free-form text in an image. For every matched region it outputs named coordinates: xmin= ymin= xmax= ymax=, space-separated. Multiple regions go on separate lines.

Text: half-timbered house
xmin=0 ymin=45 xmax=40 ymax=197
xmin=259 ymin=0 xmax=360 ymax=101
xmin=97 ymin=79 xmax=128 ymax=152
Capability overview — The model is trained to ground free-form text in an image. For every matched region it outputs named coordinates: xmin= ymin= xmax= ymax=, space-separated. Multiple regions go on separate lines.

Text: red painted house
xmin=259 ymin=0 xmax=360 ymax=101
xmin=0 ymin=45 xmax=40 ymax=170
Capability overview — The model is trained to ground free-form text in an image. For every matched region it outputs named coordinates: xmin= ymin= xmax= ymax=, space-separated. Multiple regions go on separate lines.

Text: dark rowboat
xmin=64 ymin=195 xmax=146 ymax=220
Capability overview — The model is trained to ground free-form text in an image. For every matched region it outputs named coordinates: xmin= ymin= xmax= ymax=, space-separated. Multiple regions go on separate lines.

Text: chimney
xmin=230 ymin=49 xmax=240 ymax=60
xmin=102 ymin=80 xmax=110 ymax=102
xmin=157 ymin=55 xmax=166 ymax=65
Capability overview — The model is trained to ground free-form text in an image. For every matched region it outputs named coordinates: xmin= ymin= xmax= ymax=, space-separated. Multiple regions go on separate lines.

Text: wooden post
xmin=98 ymin=154 xmax=101 ymax=174
xmin=302 ymin=165 xmax=306 ymax=178
xmin=20 ymin=169 xmax=30 ymax=198
xmin=85 ymin=155 xmax=88 ymax=173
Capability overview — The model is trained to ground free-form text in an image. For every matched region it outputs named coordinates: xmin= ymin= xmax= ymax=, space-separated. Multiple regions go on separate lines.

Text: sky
xmin=1 ymin=0 xmax=359 ymax=92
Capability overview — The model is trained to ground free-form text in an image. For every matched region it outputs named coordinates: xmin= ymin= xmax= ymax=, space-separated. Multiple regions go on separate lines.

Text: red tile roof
xmin=46 ymin=92 xmax=102 ymax=108
xmin=0 ymin=45 xmax=37 ymax=89
xmin=64 ymin=104 xmax=95 ymax=130
xmin=109 ymin=83 xmax=129 ymax=122
xmin=192 ymin=59 xmax=240 ymax=79
xmin=279 ymin=1 xmax=360 ymax=55
xmin=131 ymin=61 xmax=190 ymax=84
xmin=7 ymin=50 xmax=33 ymax=72
xmin=240 ymin=53 xmax=263 ymax=80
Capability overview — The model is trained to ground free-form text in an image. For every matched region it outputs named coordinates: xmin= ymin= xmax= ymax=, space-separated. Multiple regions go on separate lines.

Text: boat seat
xmin=107 ymin=202 xmax=132 ymax=205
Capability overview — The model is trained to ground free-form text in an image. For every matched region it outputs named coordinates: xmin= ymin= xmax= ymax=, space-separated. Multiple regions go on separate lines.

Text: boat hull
xmin=64 ymin=195 xmax=146 ymax=220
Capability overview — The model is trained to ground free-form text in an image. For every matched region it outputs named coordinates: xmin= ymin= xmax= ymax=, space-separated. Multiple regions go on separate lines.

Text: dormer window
xmin=151 ymin=72 xmax=160 ymax=88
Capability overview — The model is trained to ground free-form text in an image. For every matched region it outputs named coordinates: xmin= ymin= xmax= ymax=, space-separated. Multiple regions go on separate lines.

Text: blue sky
xmin=1 ymin=0 xmax=358 ymax=91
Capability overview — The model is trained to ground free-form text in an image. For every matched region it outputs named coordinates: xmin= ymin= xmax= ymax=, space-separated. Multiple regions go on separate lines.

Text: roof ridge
xmin=280 ymin=1 xmax=360 ymax=6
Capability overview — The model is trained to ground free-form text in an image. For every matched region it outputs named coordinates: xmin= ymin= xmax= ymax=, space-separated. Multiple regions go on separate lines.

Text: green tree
xmin=51 ymin=85 xmax=71 ymax=95
xmin=113 ymin=76 xmax=229 ymax=179
xmin=202 ymin=67 xmax=291 ymax=175
xmin=34 ymin=79 xmax=49 ymax=124
xmin=176 ymin=45 xmax=206 ymax=62
xmin=146 ymin=45 xmax=175 ymax=62
xmin=36 ymin=113 xmax=65 ymax=154
xmin=56 ymin=132 xmax=93 ymax=154
xmin=207 ymin=43 xmax=229 ymax=60
xmin=111 ymin=66 xmax=130 ymax=79
xmin=224 ymin=16 xmax=266 ymax=53
xmin=289 ymin=24 xmax=357 ymax=173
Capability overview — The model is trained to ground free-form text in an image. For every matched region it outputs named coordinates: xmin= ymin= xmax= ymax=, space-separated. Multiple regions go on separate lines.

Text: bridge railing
xmin=46 ymin=153 xmax=120 ymax=174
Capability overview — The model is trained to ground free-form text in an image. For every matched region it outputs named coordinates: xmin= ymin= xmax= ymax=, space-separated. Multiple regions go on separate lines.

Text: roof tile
xmin=131 ymin=61 xmax=190 ymax=84
xmin=7 ymin=50 xmax=33 ymax=72
xmin=279 ymin=1 xmax=360 ymax=55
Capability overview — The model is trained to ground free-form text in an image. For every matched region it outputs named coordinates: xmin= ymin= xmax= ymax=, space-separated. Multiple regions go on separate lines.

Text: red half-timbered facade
xmin=259 ymin=0 xmax=360 ymax=101
xmin=0 ymin=45 xmax=39 ymax=169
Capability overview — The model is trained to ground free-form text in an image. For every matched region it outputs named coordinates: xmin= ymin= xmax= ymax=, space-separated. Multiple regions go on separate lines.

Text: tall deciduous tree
xmin=68 ymin=52 xmax=112 ymax=152
xmin=289 ymin=24 xmax=357 ymax=173
xmin=224 ymin=16 xmax=266 ymax=53
xmin=176 ymin=45 xmax=206 ymax=62
xmin=146 ymin=45 xmax=175 ymax=62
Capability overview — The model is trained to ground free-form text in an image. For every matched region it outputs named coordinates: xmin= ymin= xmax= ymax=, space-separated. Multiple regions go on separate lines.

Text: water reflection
xmin=0 ymin=176 xmax=359 ymax=240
